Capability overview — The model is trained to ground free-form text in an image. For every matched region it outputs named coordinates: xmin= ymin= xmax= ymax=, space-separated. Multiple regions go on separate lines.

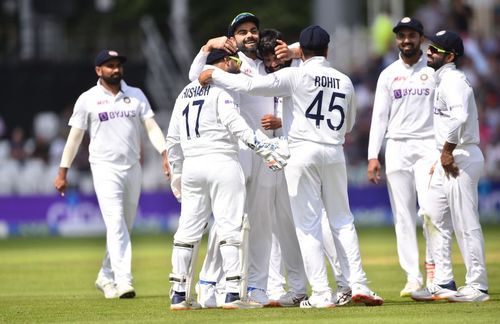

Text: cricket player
xmin=258 ymin=29 xmax=350 ymax=307
xmin=200 ymin=25 xmax=383 ymax=308
xmin=188 ymin=12 xmax=288 ymax=306
xmin=53 ymin=49 xmax=171 ymax=299
xmin=166 ymin=48 xmax=288 ymax=310
xmin=411 ymin=30 xmax=489 ymax=302
xmin=257 ymin=29 xmax=308 ymax=307
xmin=367 ymin=17 xmax=437 ymax=296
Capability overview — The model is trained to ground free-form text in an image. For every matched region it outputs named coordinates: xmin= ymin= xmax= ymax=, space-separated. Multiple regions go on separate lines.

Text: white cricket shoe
xmin=334 ymin=286 xmax=352 ymax=306
xmin=247 ymin=287 xmax=270 ymax=306
xmin=351 ymin=283 xmax=384 ymax=306
xmin=196 ymin=282 xmax=217 ymax=308
xmin=448 ymin=286 xmax=490 ymax=302
xmin=117 ymin=283 xmax=136 ymax=299
xmin=222 ymin=293 xmax=263 ymax=309
xmin=275 ymin=291 xmax=308 ymax=307
xmin=400 ymin=281 xmax=422 ymax=297
xmin=411 ymin=281 xmax=457 ymax=301
xmin=95 ymin=278 xmax=119 ymax=299
xmin=299 ymin=290 xmax=335 ymax=309
xmin=267 ymin=289 xmax=287 ymax=306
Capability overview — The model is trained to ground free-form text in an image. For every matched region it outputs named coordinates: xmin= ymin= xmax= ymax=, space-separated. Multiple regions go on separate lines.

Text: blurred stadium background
xmin=0 ymin=0 xmax=498 ymax=237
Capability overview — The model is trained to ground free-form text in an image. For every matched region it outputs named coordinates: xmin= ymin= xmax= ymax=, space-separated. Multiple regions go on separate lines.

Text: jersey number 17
xmin=182 ymin=99 xmax=205 ymax=139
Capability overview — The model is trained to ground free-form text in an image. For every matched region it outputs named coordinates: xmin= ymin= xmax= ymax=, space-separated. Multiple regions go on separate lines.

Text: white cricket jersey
xmin=211 ymin=56 xmax=356 ymax=145
xmin=166 ymin=69 xmax=256 ymax=164
xmin=368 ymin=54 xmax=435 ymax=160
xmin=432 ymin=62 xmax=480 ymax=150
xmin=69 ymin=80 xmax=154 ymax=170
xmin=235 ymin=52 xmax=275 ymax=136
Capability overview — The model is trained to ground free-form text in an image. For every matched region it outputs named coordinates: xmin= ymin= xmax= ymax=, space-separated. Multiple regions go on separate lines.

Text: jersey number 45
xmin=305 ymin=91 xmax=345 ymax=130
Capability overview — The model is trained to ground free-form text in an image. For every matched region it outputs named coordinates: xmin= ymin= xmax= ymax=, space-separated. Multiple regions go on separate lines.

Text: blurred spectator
xmin=485 ymin=124 xmax=500 ymax=180
xmin=414 ymin=0 xmax=448 ymax=35
xmin=9 ymin=126 xmax=28 ymax=162
xmin=371 ymin=10 xmax=394 ymax=57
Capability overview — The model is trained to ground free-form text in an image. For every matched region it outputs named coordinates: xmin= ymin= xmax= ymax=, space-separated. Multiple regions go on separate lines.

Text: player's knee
xmin=169 ymin=272 xmax=187 ymax=284
xmin=173 ymin=240 xmax=199 ymax=250
xmin=219 ymin=239 xmax=241 ymax=248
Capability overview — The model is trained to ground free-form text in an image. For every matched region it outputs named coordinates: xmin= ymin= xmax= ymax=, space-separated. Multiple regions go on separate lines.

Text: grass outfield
xmin=0 ymin=226 xmax=499 ymax=323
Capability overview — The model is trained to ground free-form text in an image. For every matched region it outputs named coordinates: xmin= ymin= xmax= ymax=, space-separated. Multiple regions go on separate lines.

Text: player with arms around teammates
xmin=166 ymin=48 xmax=288 ymax=310
xmin=53 ymin=50 xmax=171 ymax=299
xmin=367 ymin=17 xmax=438 ymax=297
xmin=258 ymin=28 xmax=350 ymax=307
xmin=188 ymin=12 xmax=296 ymax=307
xmin=200 ymin=25 xmax=383 ymax=308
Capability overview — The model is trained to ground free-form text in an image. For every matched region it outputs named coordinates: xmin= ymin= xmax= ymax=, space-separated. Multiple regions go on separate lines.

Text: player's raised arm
xmin=200 ymin=68 xmax=294 ymax=99
xmin=53 ymin=127 xmax=85 ymax=196
xmin=188 ymin=36 xmax=237 ymax=81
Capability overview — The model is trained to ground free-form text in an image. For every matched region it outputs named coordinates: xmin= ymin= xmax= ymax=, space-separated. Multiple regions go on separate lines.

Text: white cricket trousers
xmin=321 ymin=210 xmax=348 ymax=287
xmin=285 ymin=141 xmax=367 ymax=293
xmin=267 ymin=171 xmax=308 ymax=295
xmin=239 ymin=147 xmax=277 ymax=291
xmin=91 ymin=162 xmax=141 ymax=287
xmin=385 ymin=138 xmax=436 ymax=285
xmin=172 ymin=154 xmax=245 ymax=293
xmin=426 ymin=145 xmax=488 ymax=291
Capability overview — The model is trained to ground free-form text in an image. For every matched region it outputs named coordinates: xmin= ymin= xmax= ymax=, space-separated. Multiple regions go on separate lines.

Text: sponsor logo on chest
xmin=96 ymin=96 xmax=137 ymax=122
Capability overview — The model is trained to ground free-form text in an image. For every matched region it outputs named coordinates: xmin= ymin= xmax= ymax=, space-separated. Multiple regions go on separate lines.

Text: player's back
xmin=284 ymin=57 xmax=356 ymax=146
xmin=171 ymin=80 xmax=240 ymax=158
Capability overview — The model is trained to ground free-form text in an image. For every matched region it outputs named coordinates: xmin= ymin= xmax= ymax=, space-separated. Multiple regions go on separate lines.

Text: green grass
xmin=1 ymin=226 xmax=499 ymax=323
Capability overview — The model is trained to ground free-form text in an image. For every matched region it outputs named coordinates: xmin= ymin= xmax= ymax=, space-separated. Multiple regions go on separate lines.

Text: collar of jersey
xmin=301 ymin=56 xmax=329 ymax=67
xmin=434 ymin=62 xmax=456 ymax=83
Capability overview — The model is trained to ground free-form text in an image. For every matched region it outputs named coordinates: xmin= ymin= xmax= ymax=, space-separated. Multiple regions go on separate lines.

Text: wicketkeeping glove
xmin=247 ymin=130 xmax=290 ymax=171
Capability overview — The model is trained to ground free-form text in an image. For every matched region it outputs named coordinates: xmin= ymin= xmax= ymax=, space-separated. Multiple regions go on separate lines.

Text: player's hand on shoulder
xmin=199 ymin=69 xmax=214 ymax=86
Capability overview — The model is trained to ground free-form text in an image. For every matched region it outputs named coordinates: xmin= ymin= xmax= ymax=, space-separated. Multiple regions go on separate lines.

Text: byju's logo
xmin=98 ymin=110 xmax=136 ymax=122
xmin=98 ymin=112 xmax=109 ymax=121
xmin=394 ymin=88 xmax=430 ymax=99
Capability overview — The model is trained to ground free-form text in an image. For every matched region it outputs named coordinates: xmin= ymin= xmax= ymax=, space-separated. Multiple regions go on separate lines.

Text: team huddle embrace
xmin=54 ymin=11 xmax=489 ymax=310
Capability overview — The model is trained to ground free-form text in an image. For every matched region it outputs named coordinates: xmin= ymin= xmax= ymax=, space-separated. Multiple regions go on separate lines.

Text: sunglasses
xmin=428 ymin=44 xmax=452 ymax=55
xmin=228 ymin=56 xmax=242 ymax=66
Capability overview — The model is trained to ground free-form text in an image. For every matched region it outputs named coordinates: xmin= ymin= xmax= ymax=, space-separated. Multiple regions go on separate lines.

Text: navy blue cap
xmin=206 ymin=49 xmax=237 ymax=65
xmin=427 ymin=30 xmax=464 ymax=56
xmin=227 ymin=12 xmax=259 ymax=36
xmin=95 ymin=49 xmax=127 ymax=66
xmin=393 ymin=17 xmax=424 ymax=35
xmin=299 ymin=25 xmax=330 ymax=50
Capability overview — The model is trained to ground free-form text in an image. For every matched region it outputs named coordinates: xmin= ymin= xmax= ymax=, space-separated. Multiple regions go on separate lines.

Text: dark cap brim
xmin=96 ymin=55 xmax=127 ymax=66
